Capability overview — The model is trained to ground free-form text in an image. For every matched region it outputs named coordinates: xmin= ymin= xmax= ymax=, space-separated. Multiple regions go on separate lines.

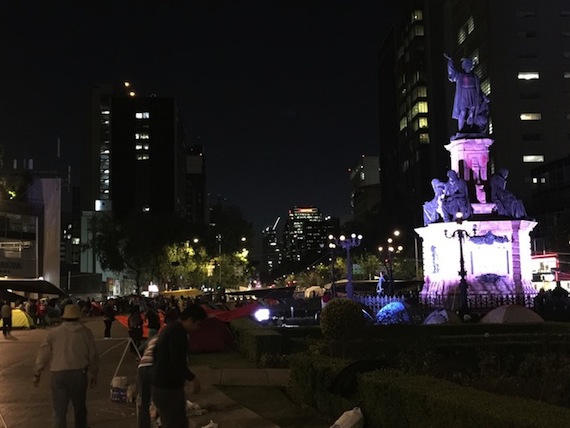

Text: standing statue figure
xmin=444 ymin=53 xmax=490 ymax=136
xmin=423 ymin=178 xmax=446 ymax=225
xmin=490 ymin=168 xmax=528 ymax=218
xmin=441 ymin=170 xmax=472 ymax=222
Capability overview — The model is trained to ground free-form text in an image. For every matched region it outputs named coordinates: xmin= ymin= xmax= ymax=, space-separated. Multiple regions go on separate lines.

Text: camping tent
xmin=160 ymin=289 xmax=202 ymax=299
xmin=304 ymin=286 xmax=325 ymax=298
xmin=480 ymin=304 xmax=544 ymax=324
xmin=423 ymin=309 xmax=462 ymax=325
xmin=0 ymin=308 xmax=35 ymax=328
xmin=376 ymin=302 xmax=411 ymax=325
xmin=188 ymin=316 xmax=234 ymax=353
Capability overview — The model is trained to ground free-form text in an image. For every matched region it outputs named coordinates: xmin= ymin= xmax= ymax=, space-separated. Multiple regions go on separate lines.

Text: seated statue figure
xmin=423 ymin=178 xmax=446 ymax=225
xmin=441 ymin=170 xmax=473 ymax=222
xmin=490 ymin=168 xmax=527 ymax=218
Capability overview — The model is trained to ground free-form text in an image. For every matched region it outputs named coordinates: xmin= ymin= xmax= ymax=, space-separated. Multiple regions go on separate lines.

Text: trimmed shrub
xmin=320 ymin=298 xmax=366 ymax=342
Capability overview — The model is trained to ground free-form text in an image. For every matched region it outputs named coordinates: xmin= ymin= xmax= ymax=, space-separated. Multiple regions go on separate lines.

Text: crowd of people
xmin=26 ymin=293 xmax=211 ymax=428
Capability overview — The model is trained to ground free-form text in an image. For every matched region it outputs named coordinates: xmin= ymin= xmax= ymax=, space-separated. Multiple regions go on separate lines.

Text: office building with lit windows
xmin=282 ymin=207 xmax=338 ymax=270
xmin=80 ymin=83 xmax=198 ymax=294
xmin=378 ymin=1 xmax=570 ymax=238
xmin=261 ymin=218 xmax=283 ymax=274
xmin=82 ymin=83 xmax=190 ymax=219
xmin=350 ymin=156 xmax=381 ymax=224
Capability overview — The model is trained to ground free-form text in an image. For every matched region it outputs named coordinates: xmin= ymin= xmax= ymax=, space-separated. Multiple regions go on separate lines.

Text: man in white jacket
xmin=33 ymin=304 xmax=99 ymax=428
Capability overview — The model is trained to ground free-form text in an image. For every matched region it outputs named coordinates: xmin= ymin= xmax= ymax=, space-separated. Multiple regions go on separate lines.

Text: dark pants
xmin=51 ymin=370 xmax=88 ymax=428
xmin=103 ymin=319 xmax=113 ymax=338
xmin=152 ymin=385 xmax=187 ymax=428
xmin=137 ymin=366 xmax=153 ymax=428
xmin=2 ymin=317 xmax=11 ymax=336
xmin=129 ymin=327 xmax=143 ymax=354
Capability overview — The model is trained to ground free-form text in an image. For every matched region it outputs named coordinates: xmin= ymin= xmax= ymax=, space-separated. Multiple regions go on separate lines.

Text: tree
xmin=86 ymin=212 xmax=192 ymax=294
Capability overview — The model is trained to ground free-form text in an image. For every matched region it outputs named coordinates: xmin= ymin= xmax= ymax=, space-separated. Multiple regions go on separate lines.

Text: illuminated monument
xmin=415 ymin=54 xmax=537 ymax=311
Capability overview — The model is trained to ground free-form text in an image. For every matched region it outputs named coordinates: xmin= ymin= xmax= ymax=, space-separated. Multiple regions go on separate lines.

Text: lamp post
xmin=378 ymin=231 xmax=403 ymax=297
xmin=216 ymin=233 xmax=222 ymax=285
xmin=328 ymin=242 xmax=337 ymax=297
xmin=444 ymin=213 xmax=477 ymax=314
xmin=329 ymin=233 xmax=362 ymax=300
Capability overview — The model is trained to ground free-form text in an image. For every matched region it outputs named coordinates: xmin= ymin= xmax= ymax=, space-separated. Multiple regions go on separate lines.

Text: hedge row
xmin=288 ymin=354 xmax=570 ymax=428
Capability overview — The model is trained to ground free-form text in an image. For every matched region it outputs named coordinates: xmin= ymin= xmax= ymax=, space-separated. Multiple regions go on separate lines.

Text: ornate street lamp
xmin=379 ymin=231 xmax=403 ymax=296
xmin=328 ymin=242 xmax=337 ymax=297
xmin=329 ymin=233 xmax=362 ymax=300
xmin=444 ymin=213 xmax=477 ymax=314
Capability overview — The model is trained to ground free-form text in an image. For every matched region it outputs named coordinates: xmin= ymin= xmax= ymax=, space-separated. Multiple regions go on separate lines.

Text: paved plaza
xmin=0 ymin=317 xmax=296 ymax=428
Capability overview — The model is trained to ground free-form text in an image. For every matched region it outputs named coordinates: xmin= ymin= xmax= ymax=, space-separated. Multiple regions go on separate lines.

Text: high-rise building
xmin=350 ymin=156 xmax=381 ymax=223
xmin=282 ymin=207 xmax=339 ymax=270
xmin=82 ymin=83 xmax=193 ymax=220
xmin=378 ymin=1 xmax=570 ymax=237
xmin=261 ymin=217 xmax=283 ymax=274
xmin=80 ymin=82 xmax=203 ymax=295
xmin=186 ymin=144 xmax=207 ymax=225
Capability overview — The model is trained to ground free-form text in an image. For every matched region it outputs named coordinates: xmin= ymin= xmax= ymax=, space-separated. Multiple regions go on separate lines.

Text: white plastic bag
xmin=329 ymin=407 xmax=364 ymax=428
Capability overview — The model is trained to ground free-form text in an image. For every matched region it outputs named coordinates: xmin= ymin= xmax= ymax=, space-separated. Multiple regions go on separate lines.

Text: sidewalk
xmin=0 ymin=316 xmax=329 ymax=428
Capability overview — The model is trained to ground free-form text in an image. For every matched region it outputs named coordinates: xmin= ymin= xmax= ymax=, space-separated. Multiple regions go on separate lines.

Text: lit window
xmin=72 ymin=238 xmax=80 ymax=245
xmin=419 ymin=133 xmax=430 ymax=144
xmin=523 ymin=155 xmax=544 ymax=162
xmin=135 ymin=133 xmax=150 ymax=139
xmin=541 ymin=177 xmax=546 ymax=183
xmin=142 ymin=207 xmax=150 ymax=212
xmin=518 ymin=72 xmax=539 ymax=80
xmin=564 ymin=72 xmax=570 ymax=78
xmin=360 ymin=172 xmax=365 ymax=181
xmin=411 ymin=10 xmax=422 ymax=22
xmin=399 ymin=117 xmax=407 ymax=131
xmin=144 ymin=144 xmax=149 ymax=150
xmin=136 ymin=154 xmax=150 ymax=161
xmin=467 ymin=16 xmax=475 ymax=33
xmin=419 ymin=117 xmax=428 ymax=128
xmin=532 ymin=177 xmax=538 ymax=183
xmin=481 ymin=79 xmax=491 ymax=96
xmin=458 ymin=27 xmax=467 ymax=45
xmin=101 ymin=110 xmax=110 ymax=115
xmin=135 ymin=112 xmax=150 ymax=119
xmin=520 ymin=113 xmax=541 ymax=120
xmin=411 ymin=101 xmax=428 ymax=117
xmin=135 ymin=144 xmax=143 ymax=150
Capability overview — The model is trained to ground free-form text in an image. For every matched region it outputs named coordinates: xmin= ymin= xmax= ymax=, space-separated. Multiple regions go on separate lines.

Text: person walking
xmin=151 ymin=304 xmax=207 ymax=428
xmin=33 ymin=304 xmax=99 ymax=428
xmin=128 ymin=305 xmax=144 ymax=354
xmin=145 ymin=303 xmax=161 ymax=338
xmin=137 ymin=334 xmax=159 ymax=428
xmin=1 ymin=300 xmax=12 ymax=337
xmin=103 ymin=298 xmax=116 ymax=338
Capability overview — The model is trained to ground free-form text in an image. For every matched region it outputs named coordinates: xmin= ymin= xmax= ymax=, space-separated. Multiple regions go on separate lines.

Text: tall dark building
xmin=82 ymin=83 xmax=193 ymax=220
xmin=261 ymin=217 xmax=283 ymax=275
xmin=378 ymin=1 xmax=449 ymax=234
xmin=185 ymin=144 xmax=207 ymax=225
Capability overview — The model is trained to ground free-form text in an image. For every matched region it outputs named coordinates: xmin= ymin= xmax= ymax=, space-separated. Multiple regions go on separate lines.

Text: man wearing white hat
xmin=33 ymin=304 xmax=99 ymax=428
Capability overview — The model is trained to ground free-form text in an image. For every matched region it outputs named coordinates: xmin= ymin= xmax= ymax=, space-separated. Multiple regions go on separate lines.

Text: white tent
xmin=423 ymin=309 xmax=462 ymax=325
xmin=304 ymin=286 xmax=325 ymax=298
xmin=480 ymin=304 xmax=544 ymax=324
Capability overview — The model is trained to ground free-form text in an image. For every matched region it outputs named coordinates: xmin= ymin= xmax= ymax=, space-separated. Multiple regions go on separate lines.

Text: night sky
xmin=2 ymin=2 xmax=394 ymax=242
